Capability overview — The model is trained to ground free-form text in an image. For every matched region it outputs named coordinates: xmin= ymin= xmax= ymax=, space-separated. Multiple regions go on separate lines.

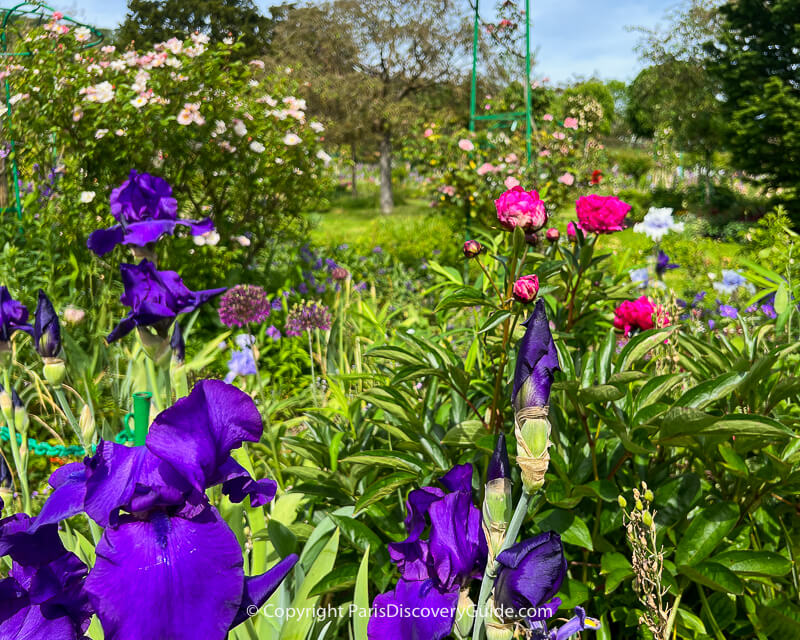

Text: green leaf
xmin=328 ymin=514 xmax=385 ymax=555
xmin=596 ymin=327 xmax=615 ymax=385
xmin=355 ymin=472 xmax=417 ymax=514
xmin=534 ymin=509 xmax=593 ymax=550
xmin=673 ymin=372 xmax=746 ymax=410
xmin=478 ymin=310 xmax=511 ymax=334
xmin=675 ymin=502 xmax=739 ymax=566
xmin=280 ymin=529 xmax=339 ymax=640
xmin=267 ymin=520 xmax=297 ymax=557
xmin=775 ymin=282 xmax=789 ymax=314
xmin=578 ymin=384 xmax=625 ymax=404
xmin=657 ymin=407 xmax=717 ymax=439
xmin=676 ymin=607 xmax=707 ymax=636
xmin=353 ymin=546 xmax=371 ymax=640
xmin=441 ymin=420 xmax=486 ymax=445
xmin=616 ymin=326 xmax=676 ymax=372
xmin=713 ymin=550 xmax=792 ymax=577
xmin=309 ymin=563 xmax=359 ymax=597
xmin=435 ymin=287 xmax=489 ymax=312
xmin=679 ymin=561 xmax=744 ymax=594
xmin=341 ymin=450 xmax=424 ymax=473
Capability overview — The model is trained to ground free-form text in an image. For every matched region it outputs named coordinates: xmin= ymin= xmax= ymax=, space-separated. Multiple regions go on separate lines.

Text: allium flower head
xmin=633 ymin=207 xmax=684 ymax=242
xmin=576 ymin=195 xmax=630 ymax=234
xmin=285 ymin=301 xmax=332 ymax=336
xmin=495 ymin=186 xmax=547 ymax=232
xmin=218 ymin=285 xmax=271 ymax=327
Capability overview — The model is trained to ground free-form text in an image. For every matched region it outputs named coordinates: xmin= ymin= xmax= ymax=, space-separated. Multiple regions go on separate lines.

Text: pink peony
xmin=476 ymin=162 xmax=496 ymax=176
xmin=504 ymin=176 xmax=520 ymax=189
xmin=563 ymin=117 xmax=579 ymax=130
xmin=567 ymin=221 xmax=577 ymax=241
xmin=575 ymin=194 xmax=631 ymax=234
xmin=546 ymin=228 xmax=560 ymax=242
xmin=613 ymin=295 xmax=670 ymax=336
xmin=557 ymin=172 xmax=575 ymax=186
xmin=458 ymin=138 xmax=475 ymax=151
xmin=494 ymin=186 xmax=547 ymax=232
xmin=462 ymin=239 xmax=484 ymax=258
xmin=538 ymin=150 xmax=551 ymax=157
xmin=513 ymin=274 xmax=539 ymax=303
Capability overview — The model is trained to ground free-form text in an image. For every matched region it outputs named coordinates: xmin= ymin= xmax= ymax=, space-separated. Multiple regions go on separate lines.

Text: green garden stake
xmin=132 ymin=391 xmax=152 ymax=446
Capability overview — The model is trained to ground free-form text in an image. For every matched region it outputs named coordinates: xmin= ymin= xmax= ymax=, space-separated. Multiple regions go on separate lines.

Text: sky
xmin=40 ymin=0 xmax=673 ymax=84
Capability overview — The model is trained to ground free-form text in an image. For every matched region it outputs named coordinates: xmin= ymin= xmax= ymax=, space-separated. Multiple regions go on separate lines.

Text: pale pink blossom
xmin=563 ymin=117 xmax=579 ymax=130
xmin=543 ymin=113 xmax=554 ymax=121
xmin=557 ymin=172 xmax=575 ymax=186
xmin=504 ymin=176 xmax=520 ymax=189
xmin=458 ymin=138 xmax=474 ymax=152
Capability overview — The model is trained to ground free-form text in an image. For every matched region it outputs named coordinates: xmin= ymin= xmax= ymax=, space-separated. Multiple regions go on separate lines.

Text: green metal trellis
xmin=468 ymin=0 xmax=533 ymax=165
xmin=0 ymin=2 xmax=103 ymax=228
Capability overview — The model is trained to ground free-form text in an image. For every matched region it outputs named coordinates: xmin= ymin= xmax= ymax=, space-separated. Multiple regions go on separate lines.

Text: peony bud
xmin=567 ymin=221 xmax=577 ymax=241
xmin=512 ymin=274 xmax=539 ymax=304
xmin=462 ymin=239 xmax=485 ymax=259
xmin=546 ymin=227 xmax=560 ymax=242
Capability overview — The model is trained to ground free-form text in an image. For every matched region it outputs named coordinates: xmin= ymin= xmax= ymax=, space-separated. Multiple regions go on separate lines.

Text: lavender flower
xmin=285 ymin=302 xmax=332 ymax=336
xmin=761 ymin=304 xmax=777 ymax=319
xmin=224 ymin=349 xmax=257 ymax=383
xmin=719 ymin=304 xmax=738 ymax=319
xmin=218 ymin=285 xmax=271 ymax=328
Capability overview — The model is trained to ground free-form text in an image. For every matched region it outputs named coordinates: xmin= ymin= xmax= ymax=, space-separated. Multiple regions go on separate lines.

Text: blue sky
xmin=42 ymin=0 xmax=671 ymax=83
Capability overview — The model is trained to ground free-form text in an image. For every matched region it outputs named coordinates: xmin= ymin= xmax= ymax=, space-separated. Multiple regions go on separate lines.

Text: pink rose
xmin=553 ymin=132 xmax=566 ymax=140
xmin=538 ymin=150 xmax=551 ymax=157
xmin=613 ymin=296 xmax=670 ymax=336
xmin=563 ymin=117 xmax=579 ymax=130
xmin=504 ymin=176 xmax=520 ymax=189
xmin=458 ymin=138 xmax=474 ymax=151
xmin=567 ymin=221 xmax=577 ymax=241
xmin=558 ymin=172 xmax=575 ymax=186
xmin=423 ymin=128 xmax=434 ymax=138
xmin=476 ymin=162 xmax=495 ymax=176
xmin=53 ymin=11 xmax=64 ymax=20
xmin=513 ymin=274 xmax=539 ymax=303
xmin=543 ymin=114 xmax=554 ymax=121
xmin=575 ymin=194 xmax=631 ymax=234
xmin=546 ymin=228 xmax=560 ymax=242
xmin=494 ymin=186 xmax=547 ymax=232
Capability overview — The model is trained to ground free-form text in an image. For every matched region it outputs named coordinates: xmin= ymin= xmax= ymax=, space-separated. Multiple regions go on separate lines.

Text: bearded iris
xmin=655 ymin=250 xmax=678 ymax=278
xmin=107 ymin=259 xmax=225 ymax=343
xmin=0 ymin=506 xmax=92 ymax=639
xmin=0 ymin=286 xmax=33 ymax=347
xmin=87 ymin=170 xmax=214 ymax=256
xmin=32 ymin=380 xmax=297 ymax=640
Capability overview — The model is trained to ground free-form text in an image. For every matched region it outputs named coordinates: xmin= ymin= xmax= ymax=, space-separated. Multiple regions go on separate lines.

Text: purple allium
xmin=285 ymin=301 xmax=332 ymax=336
xmin=331 ymin=267 xmax=349 ymax=281
xmin=218 ymin=285 xmax=271 ymax=328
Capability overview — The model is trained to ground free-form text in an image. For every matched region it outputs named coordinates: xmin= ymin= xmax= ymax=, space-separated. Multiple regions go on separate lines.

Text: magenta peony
xmin=567 ymin=221 xmax=577 ymax=241
xmin=513 ymin=274 xmax=539 ymax=303
xmin=546 ymin=228 xmax=560 ymax=242
xmin=494 ymin=186 xmax=547 ymax=232
xmin=613 ymin=295 xmax=669 ymax=336
xmin=575 ymin=195 xmax=631 ymax=234
xmin=462 ymin=239 xmax=484 ymax=258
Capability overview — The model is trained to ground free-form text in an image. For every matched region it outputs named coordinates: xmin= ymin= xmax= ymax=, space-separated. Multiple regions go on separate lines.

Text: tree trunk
xmin=350 ymin=142 xmax=358 ymax=198
xmin=379 ymin=131 xmax=393 ymax=214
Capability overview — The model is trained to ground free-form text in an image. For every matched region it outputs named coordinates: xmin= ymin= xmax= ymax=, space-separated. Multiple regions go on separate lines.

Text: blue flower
xmin=719 ymin=304 xmax=738 ymax=319
xmin=224 ymin=349 xmax=257 ymax=383
xmin=629 ymin=268 xmax=649 ymax=289
xmin=713 ymin=270 xmax=753 ymax=296
xmin=655 ymin=250 xmax=678 ymax=277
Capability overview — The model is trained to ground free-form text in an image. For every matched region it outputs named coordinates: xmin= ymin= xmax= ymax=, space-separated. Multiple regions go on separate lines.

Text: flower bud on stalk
xmin=137 ymin=326 xmax=172 ymax=367
xmin=170 ymin=321 xmax=189 ymax=399
xmin=484 ymin=598 xmax=514 ymax=640
xmin=34 ymin=290 xmax=66 ymax=387
xmin=463 ymin=239 xmax=485 ymax=259
xmin=79 ymin=404 xmax=95 ymax=445
xmin=511 ymin=300 xmax=560 ymax=493
xmin=454 ymin=590 xmax=475 ymax=638
xmin=483 ymin=433 xmax=513 ymax=561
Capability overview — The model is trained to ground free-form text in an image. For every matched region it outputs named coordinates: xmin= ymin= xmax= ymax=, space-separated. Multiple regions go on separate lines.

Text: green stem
xmin=664 ymin=590 xmax=682 ymax=640
xmin=3 ymin=369 xmax=30 ymax=513
xmin=472 ymin=488 xmax=531 ymax=640
xmin=698 ymin=585 xmax=724 ymax=640
xmin=53 ymin=386 xmax=87 ymax=454
xmin=307 ymin=331 xmax=317 ymax=406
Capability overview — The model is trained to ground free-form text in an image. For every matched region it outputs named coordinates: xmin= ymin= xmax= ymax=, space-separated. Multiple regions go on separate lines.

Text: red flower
xmin=590 ymin=170 xmax=603 ymax=185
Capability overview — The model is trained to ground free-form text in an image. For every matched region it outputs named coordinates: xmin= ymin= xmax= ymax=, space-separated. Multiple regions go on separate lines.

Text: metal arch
xmin=468 ymin=0 xmax=533 ymax=166
xmin=0 ymin=3 xmax=104 ymax=230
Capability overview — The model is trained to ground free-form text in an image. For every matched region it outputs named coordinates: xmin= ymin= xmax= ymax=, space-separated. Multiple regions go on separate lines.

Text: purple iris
xmin=654 ymin=250 xmax=678 ymax=278
xmin=87 ymin=170 xmax=214 ymax=256
xmin=488 ymin=432 xmax=511 ymax=482
xmin=107 ymin=260 xmax=225 ymax=343
xmin=538 ymin=606 xmax=602 ymax=639
xmin=33 ymin=290 xmax=61 ymax=358
xmin=0 ymin=508 xmax=92 ymax=639
xmin=32 ymin=380 xmax=297 ymax=640
xmin=493 ymin=532 xmax=567 ymax=624
xmin=512 ymin=299 xmax=560 ymax=411
xmin=368 ymin=465 xmax=487 ymax=640
xmin=0 ymin=286 xmax=33 ymax=343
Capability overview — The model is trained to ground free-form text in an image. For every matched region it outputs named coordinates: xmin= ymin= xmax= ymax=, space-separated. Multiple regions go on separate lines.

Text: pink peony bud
xmin=423 ymin=128 xmax=434 ymax=138
xmin=494 ymin=186 xmax=547 ymax=232
xmin=463 ymin=239 xmax=485 ymax=258
xmin=567 ymin=222 xmax=577 ymax=241
xmin=513 ymin=275 xmax=539 ymax=303
xmin=546 ymin=228 xmax=560 ymax=242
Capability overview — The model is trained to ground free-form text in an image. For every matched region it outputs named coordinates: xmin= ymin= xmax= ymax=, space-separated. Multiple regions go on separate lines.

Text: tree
xmin=705 ymin=0 xmax=800 ymax=200
xmin=322 ymin=0 xmax=471 ymax=213
xmin=116 ymin=0 xmax=274 ymax=57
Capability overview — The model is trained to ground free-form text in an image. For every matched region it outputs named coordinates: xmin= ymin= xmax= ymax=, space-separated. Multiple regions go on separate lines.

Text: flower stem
xmin=472 ymin=487 xmax=531 ymax=640
xmin=307 ymin=331 xmax=317 ymax=406
xmin=2 ymin=369 xmax=30 ymax=513
xmin=52 ymin=385 xmax=88 ymax=454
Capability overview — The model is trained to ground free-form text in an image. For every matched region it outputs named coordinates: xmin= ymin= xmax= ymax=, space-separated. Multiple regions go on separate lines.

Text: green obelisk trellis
xmin=468 ymin=0 xmax=533 ymax=165
xmin=0 ymin=2 xmax=103 ymax=229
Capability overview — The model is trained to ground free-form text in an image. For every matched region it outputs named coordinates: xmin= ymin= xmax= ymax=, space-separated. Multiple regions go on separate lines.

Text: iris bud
xmin=483 ymin=433 xmax=513 ymax=558
xmin=484 ymin=599 xmax=514 ymax=640
xmin=515 ymin=415 xmax=551 ymax=492
xmin=79 ymin=404 xmax=95 ymax=444
xmin=34 ymin=290 xmax=62 ymax=358
xmin=138 ymin=327 xmax=171 ymax=366
xmin=454 ymin=590 xmax=475 ymax=638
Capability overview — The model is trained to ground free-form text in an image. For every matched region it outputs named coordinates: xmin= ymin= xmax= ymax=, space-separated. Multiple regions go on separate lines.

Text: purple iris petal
xmin=107 ymin=260 xmax=225 ymax=343
xmin=367 ymin=579 xmax=458 ymax=640
xmin=439 ymin=463 xmax=474 ymax=494
xmin=145 ymin=380 xmax=263 ymax=494
xmin=86 ymin=509 xmax=244 ymax=640
xmin=654 ymin=250 xmax=678 ymax=277
xmin=216 ymin=457 xmax=277 ymax=507
xmin=231 ymin=554 xmax=299 ymax=627
xmin=0 ymin=286 xmax=33 ymax=342
xmin=33 ymin=290 xmax=61 ymax=358
xmin=513 ymin=299 xmax=560 ymax=411
xmin=88 ymin=219 xmax=215 ymax=256
xmin=493 ymin=532 xmax=567 ymax=623
xmin=551 ymin=606 xmax=602 ymax=639
xmin=488 ymin=432 xmax=511 ymax=481
xmin=427 ymin=490 xmax=486 ymax=589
